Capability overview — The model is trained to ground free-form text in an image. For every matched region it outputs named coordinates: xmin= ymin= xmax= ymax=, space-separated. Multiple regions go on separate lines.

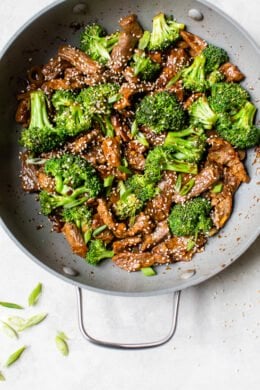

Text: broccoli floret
xmin=164 ymin=127 xmax=207 ymax=163
xmin=115 ymin=193 xmax=143 ymax=220
xmin=78 ymin=83 xmax=120 ymax=137
xmin=20 ymin=90 xmax=66 ymax=153
xmin=40 ymin=154 xmax=102 ymax=215
xmin=114 ymin=175 xmax=156 ymax=220
xmin=145 ymin=146 xmax=198 ymax=183
xmin=135 ymin=91 xmax=187 ymax=134
xmin=126 ymin=174 xmax=157 ymax=202
xmin=209 ymin=82 xmax=249 ymax=115
xmin=80 ymin=24 xmax=119 ymax=64
xmin=168 ymin=197 xmax=212 ymax=237
xmin=189 ymin=96 xmax=218 ymax=130
xmin=86 ymin=239 xmax=114 ymax=265
xmin=216 ymin=102 xmax=260 ymax=149
xmin=181 ymin=54 xmax=208 ymax=92
xmin=131 ymin=51 xmax=161 ymax=81
xmin=148 ymin=13 xmax=185 ymax=51
xmin=62 ymin=205 xmax=92 ymax=243
xmin=52 ymin=90 xmax=91 ymax=136
xmin=202 ymin=44 xmax=229 ymax=73
xmin=207 ymin=69 xmax=225 ymax=87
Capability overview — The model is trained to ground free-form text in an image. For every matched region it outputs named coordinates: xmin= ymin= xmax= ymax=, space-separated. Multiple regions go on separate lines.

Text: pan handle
xmin=76 ymin=287 xmax=181 ymax=349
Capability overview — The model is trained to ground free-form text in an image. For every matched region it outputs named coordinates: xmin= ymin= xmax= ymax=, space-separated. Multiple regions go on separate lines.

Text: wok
xmin=0 ymin=0 xmax=259 ymax=348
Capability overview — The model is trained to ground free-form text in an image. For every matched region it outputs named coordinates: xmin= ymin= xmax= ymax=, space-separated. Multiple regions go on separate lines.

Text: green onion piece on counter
xmin=5 ymin=346 xmax=27 ymax=367
xmin=186 ymin=239 xmax=196 ymax=251
xmin=141 ymin=267 xmax=157 ymax=277
xmin=211 ymin=183 xmax=223 ymax=193
xmin=0 ymin=302 xmax=24 ymax=310
xmin=0 ymin=371 xmax=5 ymax=381
xmin=179 ymin=178 xmax=195 ymax=196
xmin=93 ymin=225 xmax=107 ymax=237
xmin=55 ymin=332 xmax=69 ymax=356
xmin=1 ymin=321 xmax=19 ymax=339
xmin=28 ymin=283 xmax=42 ymax=306
xmin=7 ymin=313 xmax=48 ymax=332
xmin=103 ymin=175 xmax=114 ymax=187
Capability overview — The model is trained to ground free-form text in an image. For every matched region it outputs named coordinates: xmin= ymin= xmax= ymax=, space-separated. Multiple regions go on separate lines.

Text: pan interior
xmin=0 ymin=0 xmax=259 ymax=295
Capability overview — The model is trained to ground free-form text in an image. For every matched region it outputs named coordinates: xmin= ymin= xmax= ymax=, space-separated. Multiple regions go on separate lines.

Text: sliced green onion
xmin=26 ymin=157 xmax=46 ymax=165
xmin=211 ymin=183 xmax=223 ymax=193
xmin=179 ymin=178 xmax=195 ymax=196
xmin=141 ymin=267 xmax=157 ymax=277
xmin=7 ymin=313 xmax=48 ymax=332
xmin=0 ymin=302 xmax=24 ymax=310
xmin=0 ymin=371 xmax=5 ymax=381
xmin=131 ymin=119 xmax=139 ymax=136
xmin=93 ymin=225 xmax=107 ymax=237
xmin=5 ymin=346 xmax=27 ymax=367
xmin=136 ymin=132 xmax=149 ymax=147
xmin=84 ymin=230 xmax=92 ymax=244
xmin=166 ymin=71 xmax=182 ymax=88
xmin=186 ymin=239 xmax=196 ymax=251
xmin=28 ymin=283 xmax=42 ymax=306
xmin=103 ymin=175 xmax=114 ymax=187
xmin=55 ymin=332 xmax=69 ymax=356
xmin=108 ymin=93 xmax=121 ymax=104
xmin=118 ymin=165 xmax=132 ymax=174
xmin=1 ymin=321 xmax=19 ymax=339
xmin=138 ymin=30 xmax=151 ymax=50
xmin=175 ymin=174 xmax=182 ymax=192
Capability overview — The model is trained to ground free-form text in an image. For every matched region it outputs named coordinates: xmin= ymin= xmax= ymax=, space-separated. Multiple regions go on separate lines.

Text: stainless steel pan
xmin=0 ymin=0 xmax=259 ymax=348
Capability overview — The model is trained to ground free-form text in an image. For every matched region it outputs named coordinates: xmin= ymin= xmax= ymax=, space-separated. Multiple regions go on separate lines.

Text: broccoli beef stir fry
xmin=16 ymin=13 xmax=259 ymax=274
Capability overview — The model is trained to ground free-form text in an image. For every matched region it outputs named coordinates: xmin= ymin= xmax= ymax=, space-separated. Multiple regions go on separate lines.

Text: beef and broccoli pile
xmin=16 ymin=13 xmax=259 ymax=274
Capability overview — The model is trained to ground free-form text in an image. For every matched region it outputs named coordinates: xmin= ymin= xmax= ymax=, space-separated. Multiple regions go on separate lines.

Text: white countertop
xmin=0 ymin=1 xmax=259 ymax=389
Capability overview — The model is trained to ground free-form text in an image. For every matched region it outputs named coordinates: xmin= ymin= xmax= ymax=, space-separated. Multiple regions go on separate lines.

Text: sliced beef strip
xmin=20 ymin=152 xmax=40 ymax=192
xmin=41 ymin=78 xmax=87 ymax=93
xmin=156 ymin=48 xmax=190 ymax=88
xmin=209 ymin=185 xmax=233 ymax=230
xmin=15 ymin=98 xmax=29 ymax=125
xmin=140 ymin=219 xmax=170 ymax=251
xmin=62 ymin=222 xmax=87 ymax=257
xmin=183 ymin=92 xmax=203 ymax=110
xmin=219 ymin=62 xmax=245 ymax=82
xmin=37 ymin=171 xmax=55 ymax=192
xmin=207 ymin=137 xmax=249 ymax=184
xmin=58 ymin=45 xmax=103 ymax=79
xmin=110 ymin=14 xmax=143 ymax=72
xmin=111 ymin=115 xmax=132 ymax=142
xmin=127 ymin=212 xmax=154 ymax=237
xmin=65 ymin=129 xmax=102 ymax=154
xmin=125 ymin=140 xmax=147 ymax=171
xmin=101 ymin=136 xmax=121 ymax=168
xmin=172 ymin=164 xmax=222 ymax=203
xmin=180 ymin=31 xmax=207 ymax=56
xmin=166 ymin=80 xmax=185 ymax=102
xmin=141 ymin=127 xmax=166 ymax=146
xmin=113 ymin=82 xmax=154 ymax=111
xmin=113 ymin=236 xmax=142 ymax=254
xmin=145 ymin=172 xmax=177 ymax=222
xmin=97 ymin=199 xmax=128 ymax=238
xmin=152 ymin=235 xmax=206 ymax=262
xmin=42 ymin=56 xmax=71 ymax=81
xmin=112 ymin=251 xmax=170 ymax=272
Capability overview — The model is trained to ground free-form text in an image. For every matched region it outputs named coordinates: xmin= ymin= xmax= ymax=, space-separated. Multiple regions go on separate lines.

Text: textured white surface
xmin=0 ymin=0 xmax=260 ymax=388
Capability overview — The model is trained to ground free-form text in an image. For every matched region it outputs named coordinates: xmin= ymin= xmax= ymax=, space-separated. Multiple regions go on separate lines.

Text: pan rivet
xmin=188 ymin=9 xmax=204 ymax=21
xmin=63 ymin=266 xmax=79 ymax=276
xmin=180 ymin=269 xmax=196 ymax=279
xmin=72 ymin=3 xmax=87 ymax=14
